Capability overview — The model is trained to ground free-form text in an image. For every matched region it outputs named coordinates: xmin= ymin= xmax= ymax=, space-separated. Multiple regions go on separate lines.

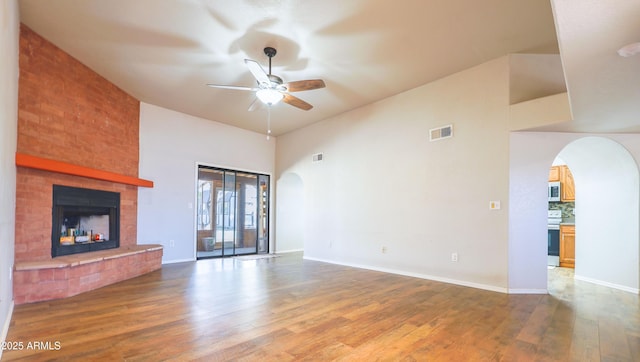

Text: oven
xmin=547 ymin=210 xmax=561 ymax=266
xmin=548 ymin=225 xmax=559 ymax=265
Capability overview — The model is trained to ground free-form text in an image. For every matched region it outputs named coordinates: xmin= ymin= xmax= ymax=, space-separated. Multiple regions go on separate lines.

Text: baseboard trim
xmin=275 ymin=248 xmax=304 ymax=254
xmin=0 ymin=301 xmax=15 ymax=361
xmin=508 ymin=288 xmax=548 ymax=295
xmin=303 ymin=256 xmax=508 ymax=294
xmin=162 ymin=258 xmax=195 ymax=265
xmin=574 ymin=274 xmax=639 ymax=294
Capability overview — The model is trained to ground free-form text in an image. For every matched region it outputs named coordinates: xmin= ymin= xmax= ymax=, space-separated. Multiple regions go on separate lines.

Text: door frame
xmin=194 ymin=163 xmax=272 ymax=259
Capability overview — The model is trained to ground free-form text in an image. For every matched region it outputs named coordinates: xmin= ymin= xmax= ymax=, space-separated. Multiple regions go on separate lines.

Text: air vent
xmin=429 ymin=124 xmax=453 ymax=142
xmin=312 ymin=153 xmax=324 ymax=162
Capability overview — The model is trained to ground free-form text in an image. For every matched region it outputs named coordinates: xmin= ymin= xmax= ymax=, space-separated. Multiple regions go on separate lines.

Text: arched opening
xmin=509 ymin=134 xmax=639 ymax=294
xmin=550 ymin=137 xmax=639 ymax=292
xmin=275 ymin=172 xmax=305 ymax=253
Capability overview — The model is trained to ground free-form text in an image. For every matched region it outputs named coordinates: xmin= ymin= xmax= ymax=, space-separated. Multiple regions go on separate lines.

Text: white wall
xmin=507 ymin=132 xmax=558 ymax=293
xmin=275 ymin=172 xmax=304 ymax=253
xmin=509 ymin=133 xmax=640 ymax=293
xmin=137 ymin=103 xmax=276 ymax=263
xmin=276 ymin=57 xmax=511 ymax=292
xmin=0 ymin=0 xmax=19 ymax=350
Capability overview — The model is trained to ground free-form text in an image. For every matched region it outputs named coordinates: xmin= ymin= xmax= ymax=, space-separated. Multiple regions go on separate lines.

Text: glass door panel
xmin=236 ymin=173 xmax=258 ymax=255
xmin=196 ymin=166 xmax=269 ymax=259
xmin=258 ymin=175 xmax=269 ymax=253
xmin=222 ymin=172 xmax=236 ymax=257
xmin=196 ymin=168 xmax=224 ymax=258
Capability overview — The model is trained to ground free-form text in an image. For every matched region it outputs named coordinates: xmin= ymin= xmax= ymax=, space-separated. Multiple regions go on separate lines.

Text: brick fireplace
xmin=13 ymin=24 xmax=161 ymax=304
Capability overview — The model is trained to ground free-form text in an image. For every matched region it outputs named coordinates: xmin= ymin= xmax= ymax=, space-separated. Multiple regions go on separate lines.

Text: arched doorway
xmin=508 ymin=134 xmax=639 ymax=294
xmin=552 ymin=137 xmax=639 ymax=292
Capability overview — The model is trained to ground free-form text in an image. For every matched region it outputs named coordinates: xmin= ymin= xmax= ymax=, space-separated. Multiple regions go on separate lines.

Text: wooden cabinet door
xmin=560 ymin=165 xmax=575 ymax=201
xmin=560 ymin=225 xmax=575 ymax=268
xmin=549 ymin=166 xmax=560 ymax=182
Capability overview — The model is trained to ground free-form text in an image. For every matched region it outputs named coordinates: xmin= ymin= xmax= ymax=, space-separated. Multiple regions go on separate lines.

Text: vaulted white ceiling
xmin=18 ymin=0 xmax=640 ymax=135
xmin=546 ymin=0 xmax=640 ymax=133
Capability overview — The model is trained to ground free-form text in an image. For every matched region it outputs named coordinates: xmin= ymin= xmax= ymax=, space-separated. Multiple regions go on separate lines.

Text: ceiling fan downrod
xmin=264 ymin=47 xmax=277 ymax=76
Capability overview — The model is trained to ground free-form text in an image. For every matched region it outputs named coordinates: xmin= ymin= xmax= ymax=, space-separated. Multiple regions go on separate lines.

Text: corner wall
xmin=0 ymin=0 xmax=19 ymax=349
xmin=137 ymin=103 xmax=276 ymax=263
xmin=276 ymin=57 xmax=511 ymax=291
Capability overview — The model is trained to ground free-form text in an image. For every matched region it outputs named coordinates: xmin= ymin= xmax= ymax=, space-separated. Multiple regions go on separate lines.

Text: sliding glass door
xmin=196 ymin=166 xmax=269 ymax=258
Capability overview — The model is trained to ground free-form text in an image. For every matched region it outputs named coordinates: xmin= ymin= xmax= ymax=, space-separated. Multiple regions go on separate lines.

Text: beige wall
xmin=276 ymin=57 xmax=511 ymax=292
xmin=137 ymin=103 xmax=276 ymax=263
xmin=0 ymin=0 xmax=19 ymax=348
xmin=276 ymin=53 xmax=640 ymax=294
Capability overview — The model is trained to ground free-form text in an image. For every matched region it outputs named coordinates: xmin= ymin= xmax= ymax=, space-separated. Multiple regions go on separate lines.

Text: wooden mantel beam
xmin=15 ymin=153 xmax=154 ymax=188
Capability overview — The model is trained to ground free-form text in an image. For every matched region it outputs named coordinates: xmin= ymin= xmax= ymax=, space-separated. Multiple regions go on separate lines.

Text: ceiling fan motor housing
xmin=264 ymin=47 xmax=277 ymax=58
xmin=268 ymin=74 xmax=283 ymax=85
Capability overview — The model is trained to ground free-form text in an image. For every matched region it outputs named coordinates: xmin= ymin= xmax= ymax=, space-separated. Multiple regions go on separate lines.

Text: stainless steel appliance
xmin=548 ymin=181 xmax=561 ymax=202
xmin=547 ymin=210 xmax=562 ymax=266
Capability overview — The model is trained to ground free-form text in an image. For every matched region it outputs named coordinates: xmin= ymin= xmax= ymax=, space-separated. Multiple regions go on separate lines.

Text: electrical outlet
xmin=169 ymin=239 xmax=175 ymax=247
xmin=451 ymin=252 xmax=458 ymax=262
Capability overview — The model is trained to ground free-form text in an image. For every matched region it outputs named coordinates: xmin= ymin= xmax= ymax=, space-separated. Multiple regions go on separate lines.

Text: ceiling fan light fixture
xmin=256 ymin=88 xmax=284 ymax=105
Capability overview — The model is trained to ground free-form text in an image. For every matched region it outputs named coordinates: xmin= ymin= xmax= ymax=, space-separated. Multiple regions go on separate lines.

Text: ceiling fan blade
xmin=283 ymin=93 xmax=313 ymax=111
xmin=207 ymin=84 xmax=257 ymax=91
xmin=285 ymin=79 xmax=326 ymax=92
xmin=244 ymin=59 xmax=270 ymax=85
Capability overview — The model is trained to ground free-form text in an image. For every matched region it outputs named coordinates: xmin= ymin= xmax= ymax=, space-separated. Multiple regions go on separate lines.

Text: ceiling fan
xmin=207 ymin=47 xmax=325 ymax=111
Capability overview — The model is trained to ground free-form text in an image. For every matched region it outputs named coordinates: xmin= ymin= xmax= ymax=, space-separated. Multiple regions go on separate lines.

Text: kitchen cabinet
xmin=549 ymin=165 xmax=575 ymax=201
xmin=560 ymin=165 xmax=575 ymax=201
xmin=560 ymin=224 xmax=575 ymax=268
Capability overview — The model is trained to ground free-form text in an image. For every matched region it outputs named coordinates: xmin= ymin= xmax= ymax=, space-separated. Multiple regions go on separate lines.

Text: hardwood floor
xmin=3 ymin=254 xmax=639 ymax=361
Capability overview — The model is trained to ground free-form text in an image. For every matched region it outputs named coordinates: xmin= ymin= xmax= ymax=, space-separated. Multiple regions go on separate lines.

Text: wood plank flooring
xmin=3 ymin=254 xmax=640 ymax=361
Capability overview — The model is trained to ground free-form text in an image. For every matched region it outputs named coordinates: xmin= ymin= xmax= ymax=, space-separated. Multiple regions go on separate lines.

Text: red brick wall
xmin=16 ymin=24 xmax=140 ymax=262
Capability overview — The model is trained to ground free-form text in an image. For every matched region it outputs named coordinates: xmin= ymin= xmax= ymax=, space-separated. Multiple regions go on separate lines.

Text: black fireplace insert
xmin=51 ymin=185 xmax=120 ymax=257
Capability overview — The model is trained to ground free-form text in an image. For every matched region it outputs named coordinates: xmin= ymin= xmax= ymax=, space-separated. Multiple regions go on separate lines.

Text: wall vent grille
xmin=312 ymin=153 xmax=324 ymax=162
xmin=429 ymin=124 xmax=453 ymax=142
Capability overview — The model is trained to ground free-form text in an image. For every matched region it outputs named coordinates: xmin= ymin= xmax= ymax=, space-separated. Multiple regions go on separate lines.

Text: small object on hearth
xmin=75 ymin=235 xmax=90 ymax=243
xmin=60 ymin=236 xmax=74 ymax=245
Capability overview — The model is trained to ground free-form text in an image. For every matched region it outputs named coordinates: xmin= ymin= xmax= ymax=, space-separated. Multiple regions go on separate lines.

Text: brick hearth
xmin=14 ymin=24 xmax=161 ymax=304
xmin=13 ymin=245 xmax=162 ymax=305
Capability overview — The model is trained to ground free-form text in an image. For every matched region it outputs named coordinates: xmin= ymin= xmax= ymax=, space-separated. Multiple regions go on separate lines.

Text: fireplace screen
xmin=51 ymin=185 xmax=120 ymax=257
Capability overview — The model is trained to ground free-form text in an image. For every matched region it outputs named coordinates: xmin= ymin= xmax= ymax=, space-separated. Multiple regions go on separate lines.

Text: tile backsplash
xmin=549 ymin=201 xmax=575 ymax=219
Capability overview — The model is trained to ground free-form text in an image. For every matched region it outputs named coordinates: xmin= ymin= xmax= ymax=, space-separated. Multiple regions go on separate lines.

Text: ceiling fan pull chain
xmin=266 ymin=105 xmax=272 ymax=140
